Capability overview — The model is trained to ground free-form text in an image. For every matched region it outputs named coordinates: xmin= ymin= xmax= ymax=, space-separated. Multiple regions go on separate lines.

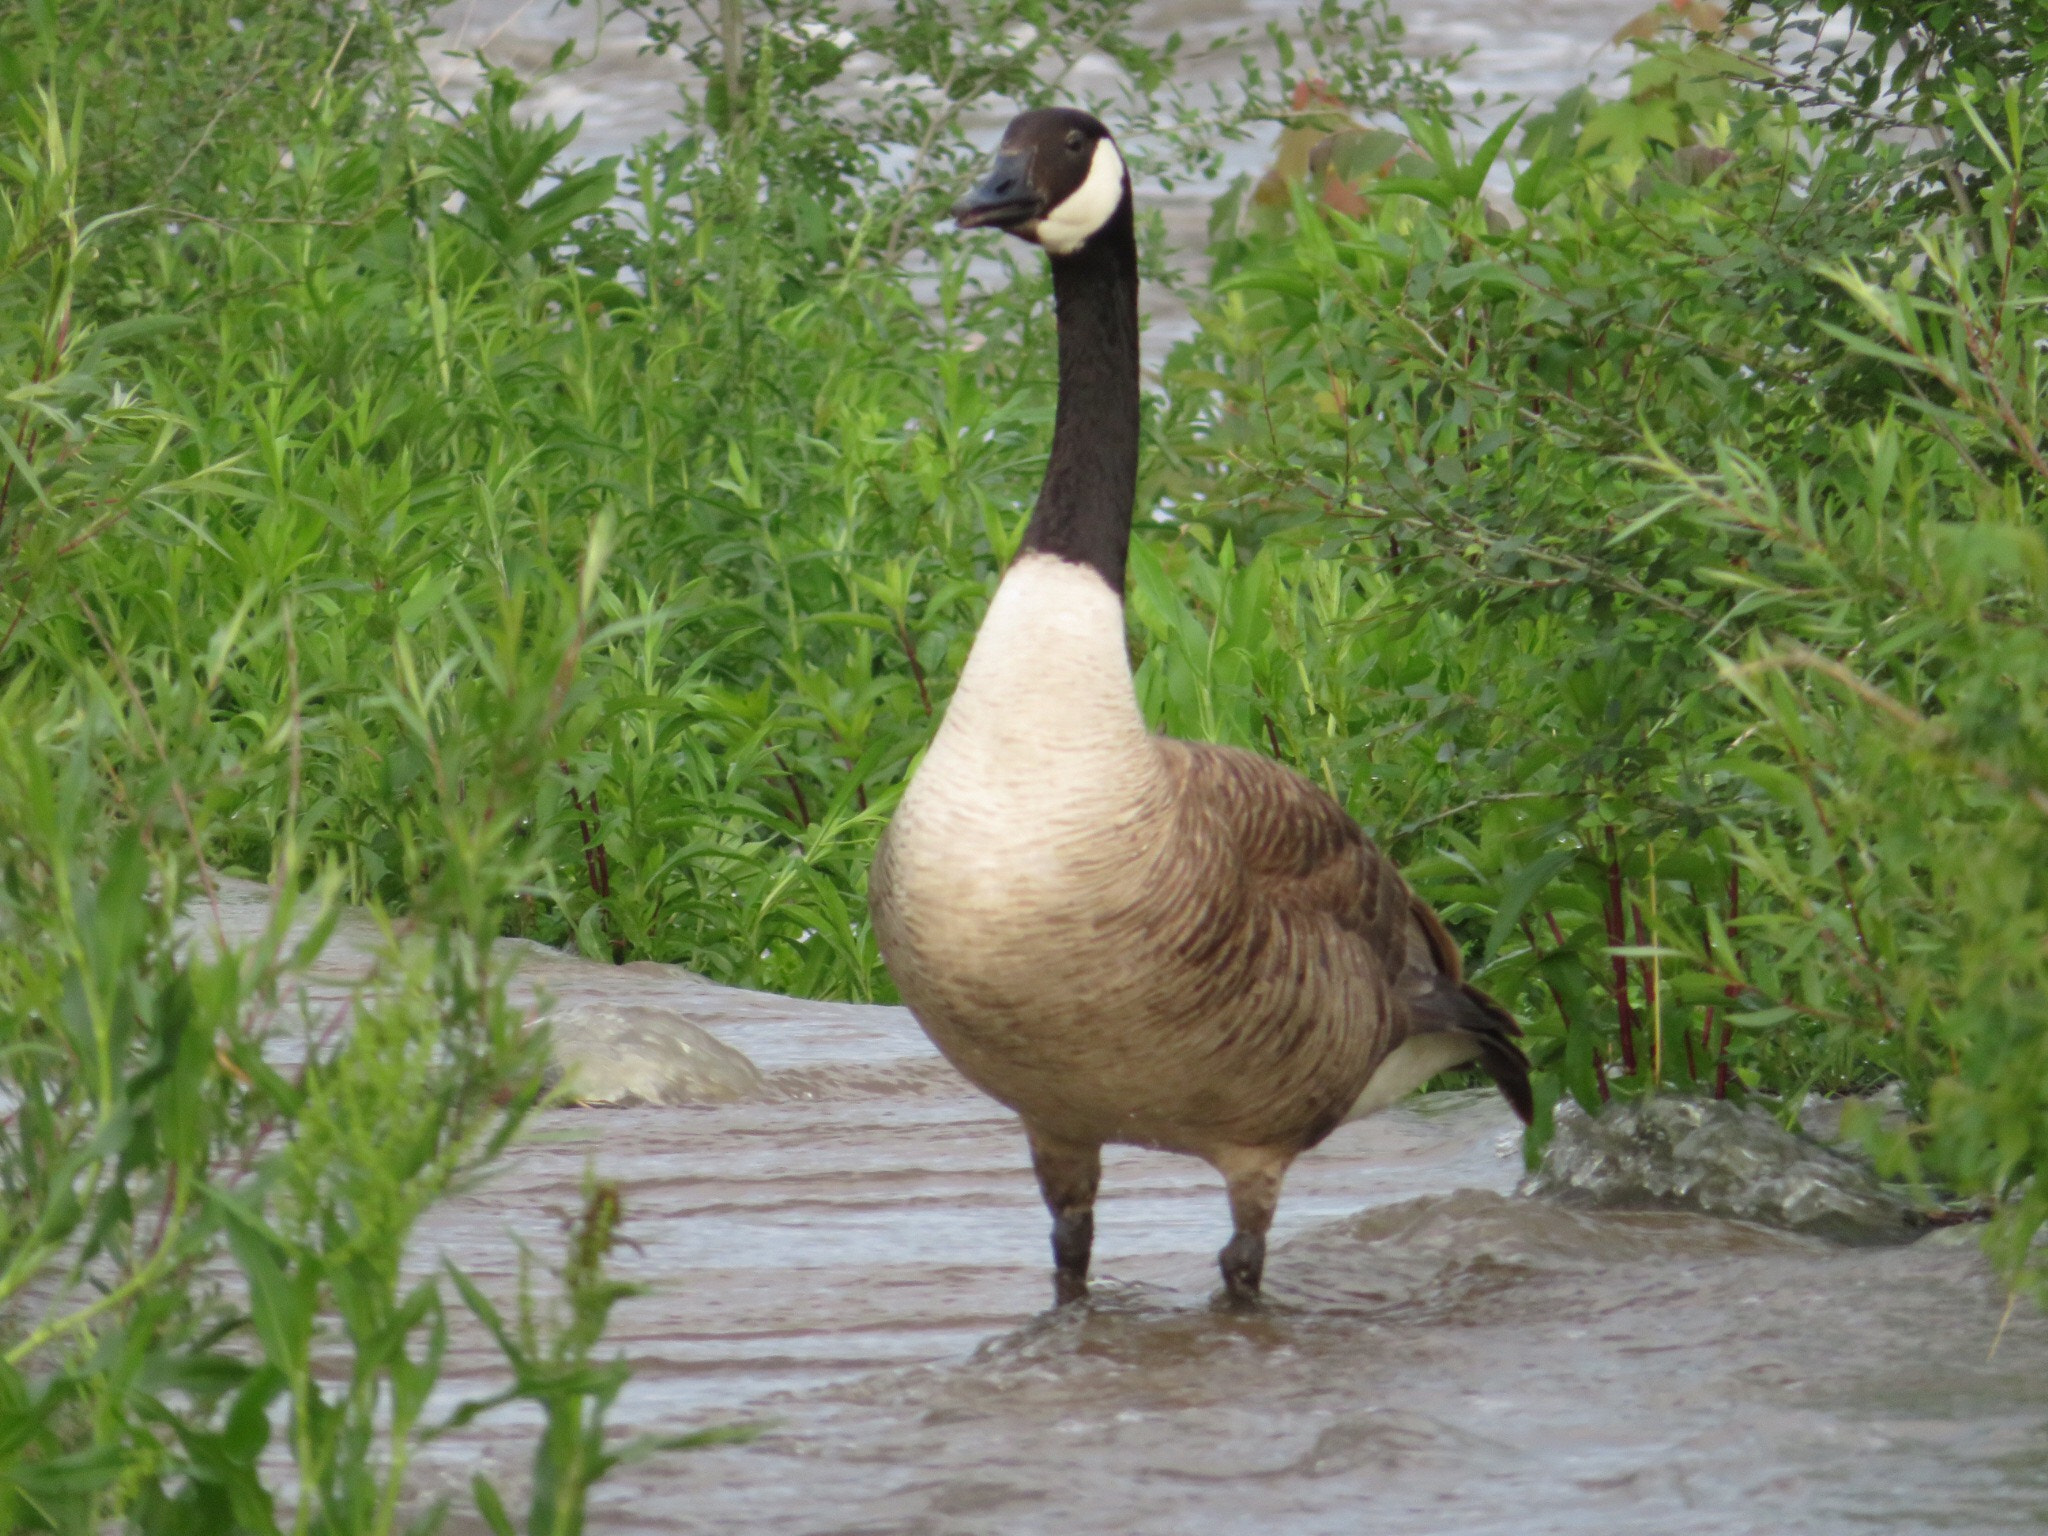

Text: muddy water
xmin=191 ymin=881 xmax=2048 ymax=1533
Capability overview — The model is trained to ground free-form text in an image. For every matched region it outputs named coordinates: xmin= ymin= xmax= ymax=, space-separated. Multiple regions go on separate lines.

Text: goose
xmin=868 ymin=107 xmax=1532 ymax=1306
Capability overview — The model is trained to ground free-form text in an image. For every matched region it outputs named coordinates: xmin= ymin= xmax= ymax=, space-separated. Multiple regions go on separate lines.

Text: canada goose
xmin=868 ymin=107 xmax=1532 ymax=1306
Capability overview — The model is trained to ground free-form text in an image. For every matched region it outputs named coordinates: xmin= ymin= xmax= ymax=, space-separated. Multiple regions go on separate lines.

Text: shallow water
xmin=189 ymin=881 xmax=2048 ymax=1533
xmin=444 ymin=1039 xmax=2046 ymax=1535
xmin=449 ymin=1090 xmax=2045 ymax=1535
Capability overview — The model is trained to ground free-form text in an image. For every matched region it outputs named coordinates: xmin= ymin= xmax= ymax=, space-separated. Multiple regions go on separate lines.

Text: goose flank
xmin=868 ymin=107 xmax=1532 ymax=1306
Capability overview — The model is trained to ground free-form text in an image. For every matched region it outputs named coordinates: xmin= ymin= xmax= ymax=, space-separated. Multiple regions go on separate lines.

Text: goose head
xmin=952 ymin=108 xmax=1130 ymax=256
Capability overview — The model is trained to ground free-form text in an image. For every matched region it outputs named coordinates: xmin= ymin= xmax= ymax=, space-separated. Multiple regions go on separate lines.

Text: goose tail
xmin=1412 ymin=980 xmax=1534 ymax=1125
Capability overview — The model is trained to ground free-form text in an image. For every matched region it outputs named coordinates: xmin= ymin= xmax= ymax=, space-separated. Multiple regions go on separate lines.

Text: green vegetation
xmin=0 ymin=0 xmax=2043 ymax=1523
xmin=1162 ymin=0 xmax=2048 ymax=1282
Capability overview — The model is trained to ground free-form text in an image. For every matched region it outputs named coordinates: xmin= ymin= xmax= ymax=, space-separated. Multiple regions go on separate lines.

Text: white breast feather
xmin=889 ymin=552 xmax=1152 ymax=902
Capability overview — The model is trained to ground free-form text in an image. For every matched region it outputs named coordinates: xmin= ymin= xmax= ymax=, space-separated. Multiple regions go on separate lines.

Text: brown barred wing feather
xmin=1157 ymin=739 xmax=1533 ymax=1125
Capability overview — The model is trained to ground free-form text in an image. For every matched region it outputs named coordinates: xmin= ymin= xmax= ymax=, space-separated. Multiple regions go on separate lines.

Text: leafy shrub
xmin=1155 ymin=10 xmax=2048 ymax=1287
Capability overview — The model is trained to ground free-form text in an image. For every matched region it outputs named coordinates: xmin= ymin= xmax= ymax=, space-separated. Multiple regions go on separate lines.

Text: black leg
xmin=1214 ymin=1147 xmax=1290 ymax=1307
xmin=1218 ymin=1226 xmax=1265 ymax=1303
xmin=1028 ymin=1132 xmax=1101 ymax=1306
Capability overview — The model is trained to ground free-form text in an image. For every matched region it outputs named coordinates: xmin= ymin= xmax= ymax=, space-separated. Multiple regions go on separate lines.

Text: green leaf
xmin=220 ymin=1208 xmax=313 ymax=1373
xmin=1484 ymin=847 xmax=1579 ymax=961
xmin=472 ymin=1475 xmax=517 ymax=1536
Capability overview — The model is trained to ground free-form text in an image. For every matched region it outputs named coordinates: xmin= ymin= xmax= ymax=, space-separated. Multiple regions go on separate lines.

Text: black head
xmin=952 ymin=108 xmax=1130 ymax=255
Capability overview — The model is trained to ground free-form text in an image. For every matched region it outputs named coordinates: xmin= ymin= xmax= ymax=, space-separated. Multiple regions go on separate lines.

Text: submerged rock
xmin=182 ymin=876 xmax=790 ymax=1108
xmin=1521 ymin=1096 xmax=1923 ymax=1244
xmin=545 ymin=1001 xmax=766 ymax=1107
xmin=1796 ymin=1082 xmax=1909 ymax=1145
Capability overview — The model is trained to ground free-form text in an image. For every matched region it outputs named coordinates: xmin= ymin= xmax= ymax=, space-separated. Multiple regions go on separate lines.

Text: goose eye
xmin=1066 ymin=129 xmax=1086 ymax=151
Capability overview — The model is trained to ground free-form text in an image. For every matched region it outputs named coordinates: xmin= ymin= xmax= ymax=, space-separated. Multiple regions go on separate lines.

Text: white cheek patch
xmin=1035 ymin=138 xmax=1127 ymax=255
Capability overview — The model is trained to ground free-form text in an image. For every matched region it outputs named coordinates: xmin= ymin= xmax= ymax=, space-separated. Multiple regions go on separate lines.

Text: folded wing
xmin=1159 ymin=739 xmax=1532 ymax=1125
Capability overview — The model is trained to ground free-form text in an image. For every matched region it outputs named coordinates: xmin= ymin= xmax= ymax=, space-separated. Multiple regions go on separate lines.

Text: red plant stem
xmin=770 ymin=748 xmax=811 ymax=827
xmin=1523 ymin=914 xmax=1579 ymax=1039
xmin=568 ymin=787 xmax=605 ymax=896
xmin=1700 ymin=1000 xmax=1719 ymax=1094
xmin=584 ymin=789 xmax=626 ymax=963
xmin=1604 ymin=826 xmax=1638 ymax=1075
xmin=586 ymin=791 xmax=613 ymax=898
xmin=1715 ymin=865 xmax=1740 ymax=1098
xmin=1632 ymin=899 xmax=1658 ymax=1082
xmin=894 ymin=616 xmax=931 ymax=716
xmin=563 ymin=775 xmax=627 ymax=962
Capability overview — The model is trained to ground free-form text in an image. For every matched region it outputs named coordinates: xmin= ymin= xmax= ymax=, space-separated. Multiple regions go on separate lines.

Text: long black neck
xmin=1018 ymin=198 xmax=1139 ymax=595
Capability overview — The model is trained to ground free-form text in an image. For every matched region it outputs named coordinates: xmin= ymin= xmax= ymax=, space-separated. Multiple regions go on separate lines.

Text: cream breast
xmin=876 ymin=554 xmax=1166 ymax=975
xmin=890 ymin=555 xmax=1155 ymax=851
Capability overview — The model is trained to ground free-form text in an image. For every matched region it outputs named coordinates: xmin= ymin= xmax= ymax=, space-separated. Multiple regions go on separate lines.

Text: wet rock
xmin=544 ymin=1002 xmax=766 ymax=1106
xmin=182 ymin=876 xmax=781 ymax=1107
xmin=1796 ymin=1081 xmax=1909 ymax=1145
xmin=1521 ymin=1095 xmax=1923 ymax=1244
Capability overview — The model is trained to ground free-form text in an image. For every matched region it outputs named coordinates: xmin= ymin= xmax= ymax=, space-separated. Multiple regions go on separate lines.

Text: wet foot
xmin=1218 ymin=1229 xmax=1264 ymax=1305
